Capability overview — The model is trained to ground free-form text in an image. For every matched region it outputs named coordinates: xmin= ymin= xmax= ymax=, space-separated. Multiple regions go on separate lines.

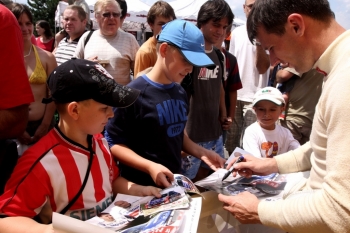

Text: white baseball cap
xmin=252 ymin=87 xmax=285 ymax=106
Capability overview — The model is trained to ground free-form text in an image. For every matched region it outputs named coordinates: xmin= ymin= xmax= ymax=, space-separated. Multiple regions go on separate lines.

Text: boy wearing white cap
xmin=105 ymin=19 xmax=225 ymax=188
xmin=243 ymin=87 xmax=300 ymax=158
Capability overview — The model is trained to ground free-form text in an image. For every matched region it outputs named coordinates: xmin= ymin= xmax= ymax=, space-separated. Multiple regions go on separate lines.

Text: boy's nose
xmin=107 ymin=107 xmax=114 ymax=118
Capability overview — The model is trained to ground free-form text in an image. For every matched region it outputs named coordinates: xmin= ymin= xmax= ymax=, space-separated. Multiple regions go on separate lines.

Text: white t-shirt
xmin=75 ymin=30 xmax=139 ymax=85
xmin=243 ymin=122 xmax=300 ymax=158
xmin=229 ymin=25 xmax=269 ymax=102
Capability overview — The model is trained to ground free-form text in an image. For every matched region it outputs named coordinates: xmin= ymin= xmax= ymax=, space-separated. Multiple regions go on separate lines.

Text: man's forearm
xmin=0 ymin=105 xmax=29 ymax=140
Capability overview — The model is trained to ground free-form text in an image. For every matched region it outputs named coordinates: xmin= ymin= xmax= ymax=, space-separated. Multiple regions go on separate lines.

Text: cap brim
xmin=253 ymin=97 xmax=283 ymax=106
xmin=181 ymin=50 xmax=216 ymax=69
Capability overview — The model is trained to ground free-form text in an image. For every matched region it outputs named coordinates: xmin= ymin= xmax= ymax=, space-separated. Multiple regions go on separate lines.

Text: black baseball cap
xmin=46 ymin=59 xmax=140 ymax=108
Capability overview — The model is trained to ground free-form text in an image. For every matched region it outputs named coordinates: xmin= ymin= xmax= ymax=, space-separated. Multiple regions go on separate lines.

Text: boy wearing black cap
xmin=0 ymin=59 xmax=161 ymax=233
xmin=105 ymin=19 xmax=225 ymax=188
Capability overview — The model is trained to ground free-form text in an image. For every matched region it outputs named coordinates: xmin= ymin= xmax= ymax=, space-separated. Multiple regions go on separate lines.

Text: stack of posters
xmin=53 ymin=174 xmax=202 ymax=233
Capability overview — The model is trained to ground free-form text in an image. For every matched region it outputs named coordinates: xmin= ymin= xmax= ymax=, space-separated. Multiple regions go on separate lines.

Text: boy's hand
xmin=148 ymin=163 xmax=174 ymax=188
xmin=17 ymin=131 xmax=32 ymax=145
xmin=139 ymin=186 xmax=162 ymax=198
xmin=200 ymin=149 xmax=225 ymax=171
xmin=221 ymin=117 xmax=232 ymax=130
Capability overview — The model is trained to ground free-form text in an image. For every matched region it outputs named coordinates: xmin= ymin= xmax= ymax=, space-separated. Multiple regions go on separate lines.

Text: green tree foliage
xmin=27 ymin=0 xmax=59 ymax=34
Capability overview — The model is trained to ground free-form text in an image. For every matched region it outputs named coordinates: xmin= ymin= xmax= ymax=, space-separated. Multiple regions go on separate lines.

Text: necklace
xmin=24 ymin=46 xmax=32 ymax=58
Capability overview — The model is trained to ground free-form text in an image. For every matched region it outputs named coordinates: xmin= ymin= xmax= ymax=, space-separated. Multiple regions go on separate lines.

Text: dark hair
xmin=116 ymin=0 xmax=127 ymax=19
xmin=247 ymin=0 xmax=334 ymax=43
xmin=36 ymin=20 xmax=53 ymax=38
xmin=65 ymin=5 xmax=87 ymax=21
xmin=10 ymin=3 xmax=33 ymax=24
xmin=197 ymin=0 xmax=234 ymax=29
xmin=0 ymin=0 xmax=12 ymax=6
xmin=147 ymin=1 xmax=176 ymax=25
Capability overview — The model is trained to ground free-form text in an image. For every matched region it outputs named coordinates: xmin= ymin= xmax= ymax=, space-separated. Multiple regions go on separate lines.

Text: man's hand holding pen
xmin=225 ymin=154 xmax=280 ymax=178
xmin=222 ymin=155 xmax=245 ymax=181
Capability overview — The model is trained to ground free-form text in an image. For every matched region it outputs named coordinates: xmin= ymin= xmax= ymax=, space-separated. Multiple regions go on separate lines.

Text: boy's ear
xmin=280 ymin=105 xmax=285 ymax=113
xmin=159 ymin=42 xmax=169 ymax=58
xmin=67 ymin=102 xmax=80 ymax=120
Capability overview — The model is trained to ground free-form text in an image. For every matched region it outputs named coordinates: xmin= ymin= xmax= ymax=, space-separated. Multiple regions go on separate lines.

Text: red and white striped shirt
xmin=0 ymin=127 xmax=119 ymax=222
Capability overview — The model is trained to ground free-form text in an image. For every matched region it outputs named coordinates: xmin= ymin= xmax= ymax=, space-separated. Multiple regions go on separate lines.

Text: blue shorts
xmin=181 ymin=136 xmax=224 ymax=179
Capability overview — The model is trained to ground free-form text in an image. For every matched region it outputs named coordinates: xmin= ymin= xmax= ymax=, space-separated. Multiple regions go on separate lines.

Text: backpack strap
xmin=50 ymin=37 xmax=56 ymax=52
xmin=181 ymin=47 xmax=225 ymax=97
xmin=84 ymin=30 xmax=95 ymax=48
xmin=213 ymin=47 xmax=225 ymax=84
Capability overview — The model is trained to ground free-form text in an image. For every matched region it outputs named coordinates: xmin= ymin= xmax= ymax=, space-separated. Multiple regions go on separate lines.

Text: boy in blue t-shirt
xmin=105 ymin=19 xmax=226 ymax=188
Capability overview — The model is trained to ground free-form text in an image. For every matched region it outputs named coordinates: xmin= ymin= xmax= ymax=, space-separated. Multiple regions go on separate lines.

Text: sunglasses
xmin=101 ymin=12 xmax=121 ymax=19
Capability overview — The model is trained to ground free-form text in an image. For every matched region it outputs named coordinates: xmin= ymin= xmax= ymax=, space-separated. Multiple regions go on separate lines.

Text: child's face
xmin=150 ymin=16 xmax=173 ymax=37
xmin=77 ymin=99 xmax=114 ymax=135
xmin=253 ymin=100 xmax=283 ymax=130
xmin=200 ymin=18 xmax=229 ymax=46
xmin=164 ymin=44 xmax=193 ymax=83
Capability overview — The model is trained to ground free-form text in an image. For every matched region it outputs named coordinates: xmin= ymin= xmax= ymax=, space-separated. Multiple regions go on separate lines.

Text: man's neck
xmin=306 ymin=18 xmax=345 ymax=64
xmin=68 ymin=32 xmax=84 ymax=42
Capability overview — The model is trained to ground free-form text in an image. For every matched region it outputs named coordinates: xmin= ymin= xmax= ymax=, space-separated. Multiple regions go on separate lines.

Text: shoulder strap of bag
xmin=84 ymin=30 xmax=95 ymax=48
xmin=51 ymin=37 xmax=56 ymax=52
xmin=213 ymin=47 xmax=225 ymax=83
xmin=181 ymin=47 xmax=225 ymax=98
xmin=59 ymin=135 xmax=94 ymax=215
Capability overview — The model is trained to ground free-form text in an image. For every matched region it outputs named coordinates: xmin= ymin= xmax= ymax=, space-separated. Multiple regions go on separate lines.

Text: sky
xmin=14 ymin=0 xmax=349 ymax=29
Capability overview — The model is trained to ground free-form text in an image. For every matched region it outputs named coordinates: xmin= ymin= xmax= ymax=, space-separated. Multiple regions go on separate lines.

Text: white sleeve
xmin=243 ymin=125 xmax=263 ymax=158
xmin=228 ymin=31 xmax=235 ymax=55
xmin=287 ymin=130 xmax=300 ymax=151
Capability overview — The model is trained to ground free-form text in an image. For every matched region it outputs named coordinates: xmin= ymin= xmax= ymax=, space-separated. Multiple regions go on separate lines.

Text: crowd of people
xmin=0 ymin=0 xmax=349 ymax=232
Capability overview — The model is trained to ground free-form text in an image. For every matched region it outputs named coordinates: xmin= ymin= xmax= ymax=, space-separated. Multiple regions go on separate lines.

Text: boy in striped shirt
xmin=0 ymin=59 xmax=161 ymax=233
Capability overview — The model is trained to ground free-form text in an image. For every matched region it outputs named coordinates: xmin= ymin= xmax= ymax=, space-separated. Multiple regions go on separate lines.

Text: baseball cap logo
xmin=89 ymin=69 xmax=116 ymax=95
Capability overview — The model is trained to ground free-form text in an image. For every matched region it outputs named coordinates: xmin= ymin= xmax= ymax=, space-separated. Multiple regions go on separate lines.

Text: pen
xmin=221 ymin=155 xmax=245 ymax=181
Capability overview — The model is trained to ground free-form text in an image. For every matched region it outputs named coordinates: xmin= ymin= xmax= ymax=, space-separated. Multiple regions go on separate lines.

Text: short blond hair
xmin=94 ymin=0 xmax=121 ymax=14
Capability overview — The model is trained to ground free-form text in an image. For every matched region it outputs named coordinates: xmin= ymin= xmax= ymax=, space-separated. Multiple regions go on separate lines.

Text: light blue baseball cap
xmin=157 ymin=19 xmax=215 ymax=69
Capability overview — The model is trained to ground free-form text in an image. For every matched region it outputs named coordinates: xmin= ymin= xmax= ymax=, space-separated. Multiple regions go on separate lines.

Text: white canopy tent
xmin=168 ymin=0 xmax=245 ymax=26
